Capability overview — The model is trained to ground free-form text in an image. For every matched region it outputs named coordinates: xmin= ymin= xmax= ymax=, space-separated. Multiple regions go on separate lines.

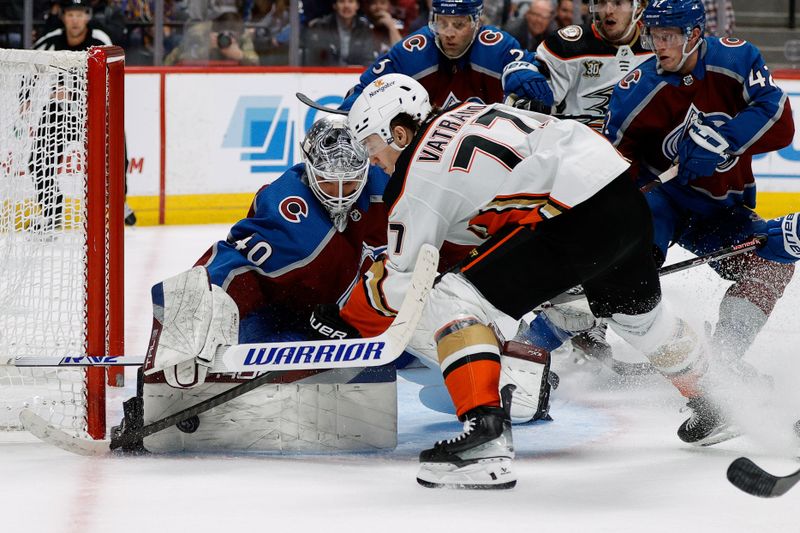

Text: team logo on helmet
xmin=279 ymin=196 xmax=309 ymax=223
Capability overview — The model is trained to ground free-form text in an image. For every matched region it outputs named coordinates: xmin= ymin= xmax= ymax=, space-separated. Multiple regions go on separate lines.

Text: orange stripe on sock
xmin=443 ymin=359 xmax=501 ymax=417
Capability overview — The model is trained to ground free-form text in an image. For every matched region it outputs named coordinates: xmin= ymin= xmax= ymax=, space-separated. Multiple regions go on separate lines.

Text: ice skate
xmin=678 ymin=396 xmax=740 ymax=446
xmin=417 ymin=386 xmax=516 ymax=490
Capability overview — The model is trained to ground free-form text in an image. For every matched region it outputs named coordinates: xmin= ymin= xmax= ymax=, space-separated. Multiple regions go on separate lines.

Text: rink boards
xmin=120 ymin=67 xmax=800 ymax=225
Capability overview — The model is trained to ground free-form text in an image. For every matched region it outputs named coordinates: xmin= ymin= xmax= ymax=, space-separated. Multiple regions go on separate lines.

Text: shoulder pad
xmin=542 ymin=24 xmax=614 ymax=60
xmin=471 ymin=27 xmax=530 ymax=71
xmin=704 ymin=37 xmax=760 ymax=76
xmin=387 ymin=28 xmax=440 ymax=76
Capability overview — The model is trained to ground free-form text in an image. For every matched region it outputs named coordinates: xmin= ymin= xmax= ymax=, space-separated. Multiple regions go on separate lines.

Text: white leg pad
xmin=143 ymin=370 xmax=397 ymax=453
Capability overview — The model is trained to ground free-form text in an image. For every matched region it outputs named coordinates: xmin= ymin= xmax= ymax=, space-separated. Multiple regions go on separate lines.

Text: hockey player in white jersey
xmin=532 ymin=0 xmax=652 ymax=130
xmin=340 ymin=73 xmax=717 ymax=489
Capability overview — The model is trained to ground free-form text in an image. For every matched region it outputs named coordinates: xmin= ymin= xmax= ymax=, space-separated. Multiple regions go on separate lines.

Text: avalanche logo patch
xmin=721 ymin=37 xmax=746 ymax=48
xmin=279 ymin=196 xmax=309 ymax=223
xmin=403 ymin=34 xmax=427 ymax=52
xmin=618 ymin=69 xmax=641 ymax=89
xmin=478 ymin=29 xmax=503 ymax=46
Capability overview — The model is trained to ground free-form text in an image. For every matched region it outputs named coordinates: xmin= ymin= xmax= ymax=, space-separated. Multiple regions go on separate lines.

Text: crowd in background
xmin=0 ymin=0 xmax=734 ymax=67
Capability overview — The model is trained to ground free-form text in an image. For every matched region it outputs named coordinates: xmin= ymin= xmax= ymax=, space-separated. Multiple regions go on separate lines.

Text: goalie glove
xmin=677 ymin=114 xmax=731 ymax=185
xmin=501 ymin=61 xmax=554 ymax=108
xmin=309 ymin=303 xmax=361 ymax=340
xmin=755 ymin=212 xmax=800 ymax=264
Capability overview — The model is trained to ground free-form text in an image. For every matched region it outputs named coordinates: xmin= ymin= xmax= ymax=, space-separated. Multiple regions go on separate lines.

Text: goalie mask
xmin=301 ymin=115 xmax=369 ymax=232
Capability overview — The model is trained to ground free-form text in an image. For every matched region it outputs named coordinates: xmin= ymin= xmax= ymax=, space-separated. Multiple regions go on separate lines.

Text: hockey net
xmin=0 ymin=47 xmax=125 ymax=439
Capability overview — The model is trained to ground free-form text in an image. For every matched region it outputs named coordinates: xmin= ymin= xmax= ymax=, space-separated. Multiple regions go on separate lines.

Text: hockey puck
xmin=176 ymin=415 xmax=200 ymax=433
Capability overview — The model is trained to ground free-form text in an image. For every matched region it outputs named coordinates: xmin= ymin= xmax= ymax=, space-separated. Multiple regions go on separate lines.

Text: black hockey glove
xmin=309 ymin=303 xmax=360 ymax=341
xmin=511 ymin=96 xmax=552 ymax=115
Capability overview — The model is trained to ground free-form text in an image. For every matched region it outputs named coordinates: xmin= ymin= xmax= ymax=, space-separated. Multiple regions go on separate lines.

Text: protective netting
xmin=0 ymin=49 xmax=90 ymax=434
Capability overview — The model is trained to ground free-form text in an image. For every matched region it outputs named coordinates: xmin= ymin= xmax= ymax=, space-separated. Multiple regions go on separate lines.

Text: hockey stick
xmin=727 ymin=457 xmax=800 ymax=497
xmin=547 ymin=235 xmax=767 ymax=307
xmin=20 ymin=245 xmax=439 ymax=455
xmin=295 ymin=92 xmax=348 ymax=115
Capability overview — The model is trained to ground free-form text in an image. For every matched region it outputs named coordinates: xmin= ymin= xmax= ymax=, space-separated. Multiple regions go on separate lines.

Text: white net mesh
xmin=0 ymin=49 xmax=91 ymax=434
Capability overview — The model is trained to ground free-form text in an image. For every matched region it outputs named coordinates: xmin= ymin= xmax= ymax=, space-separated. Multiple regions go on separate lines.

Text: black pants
xmin=462 ymin=174 xmax=661 ymax=319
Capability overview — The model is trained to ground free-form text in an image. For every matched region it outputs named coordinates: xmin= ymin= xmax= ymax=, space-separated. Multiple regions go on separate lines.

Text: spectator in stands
xmin=406 ymin=0 xmax=430 ymax=32
xmin=302 ymin=0 xmax=379 ymax=66
xmin=482 ymin=0 xmax=511 ymax=27
xmin=164 ymin=9 xmax=259 ymax=65
xmin=363 ymin=0 xmax=404 ymax=53
xmin=301 ymin=0 xmax=334 ymax=23
xmin=392 ymin=0 xmax=420 ymax=33
xmin=250 ymin=0 xmax=291 ymax=65
xmin=555 ymin=0 xmax=573 ymax=28
xmin=702 ymin=0 xmax=735 ymax=37
xmin=503 ymin=0 xmax=555 ymax=51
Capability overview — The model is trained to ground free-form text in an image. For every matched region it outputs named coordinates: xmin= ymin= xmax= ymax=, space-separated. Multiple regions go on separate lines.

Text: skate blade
xmin=417 ymin=457 xmax=516 ymax=490
xmin=686 ymin=426 xmax=742 ymax=447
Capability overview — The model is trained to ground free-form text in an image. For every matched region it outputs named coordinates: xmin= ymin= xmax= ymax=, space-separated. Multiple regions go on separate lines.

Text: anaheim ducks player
xmin=533 ymin=0 xmax=652 ymax=131
xmin=340 ymin=73 xmax=716 ymax=489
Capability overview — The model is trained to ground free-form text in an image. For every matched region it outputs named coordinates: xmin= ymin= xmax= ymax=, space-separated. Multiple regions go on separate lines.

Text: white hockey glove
xmin=148 ymin=267 xmax=239 ymax=389
xmin=540 ymin=300 xmax=598 ymax=334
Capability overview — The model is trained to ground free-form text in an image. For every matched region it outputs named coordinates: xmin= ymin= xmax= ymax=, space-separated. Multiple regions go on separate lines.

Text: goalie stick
xmin=727 ymin=457 xmax=800 ymax=498
xmin=20 ymin=244 xmax=438 ymax=456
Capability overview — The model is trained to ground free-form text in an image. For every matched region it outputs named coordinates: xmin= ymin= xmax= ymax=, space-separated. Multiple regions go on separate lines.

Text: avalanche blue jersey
xmin=605 ymin=37 xmax=794 ymax=210
xmin=195 ymin=164 xmax=389 ymax=342
xmin=339 ymin=25 xmax=535 ymax=110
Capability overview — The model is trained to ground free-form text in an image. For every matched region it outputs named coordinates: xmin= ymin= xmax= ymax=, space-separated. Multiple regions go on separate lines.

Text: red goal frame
xmin=85 ymin=46 xmax=125 ymax=439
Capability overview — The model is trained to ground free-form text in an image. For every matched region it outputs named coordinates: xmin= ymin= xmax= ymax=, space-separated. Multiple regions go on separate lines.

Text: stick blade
xmin=727 ymin=457 xmax=781 ymax=497
xmin=20 ymin=408 xmax=110 ymax=456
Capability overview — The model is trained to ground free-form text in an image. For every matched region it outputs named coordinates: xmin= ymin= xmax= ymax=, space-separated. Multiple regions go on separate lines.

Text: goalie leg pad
xmin=142 ymin=367 xmax=398 ymax=453
xmin=500 ymin=341 xmax=553 ymax=424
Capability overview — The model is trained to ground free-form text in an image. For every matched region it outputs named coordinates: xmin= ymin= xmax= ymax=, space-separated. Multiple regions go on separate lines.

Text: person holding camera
xmin=165 ymin=9 xmax=259 ymax=66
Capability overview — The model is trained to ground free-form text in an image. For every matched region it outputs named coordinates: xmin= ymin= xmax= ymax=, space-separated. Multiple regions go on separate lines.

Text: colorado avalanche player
xmin=116 ymin=116 xmax=397 ymax=454
xmin=338 ymin=0 xmax=552 ymax=110
xmin=605 ymin=0 xmax=799 ymax=445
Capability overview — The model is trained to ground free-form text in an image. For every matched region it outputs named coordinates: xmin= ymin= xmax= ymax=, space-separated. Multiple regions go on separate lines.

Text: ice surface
xmin=1 ymin=224 xmax=798 ymax=533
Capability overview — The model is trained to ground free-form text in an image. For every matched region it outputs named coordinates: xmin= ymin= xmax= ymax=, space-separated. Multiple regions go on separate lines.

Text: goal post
xmin=0 ymin=46 xmax=125 ymax=440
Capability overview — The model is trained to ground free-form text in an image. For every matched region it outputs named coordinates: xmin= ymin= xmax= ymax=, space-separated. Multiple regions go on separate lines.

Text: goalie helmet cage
xmin=0 ymin=46 xmax=125 ymax=440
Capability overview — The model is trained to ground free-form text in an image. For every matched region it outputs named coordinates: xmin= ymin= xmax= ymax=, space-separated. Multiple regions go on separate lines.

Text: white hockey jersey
xmin=536 ymin=24 xmax=652 ymax=130
xmin=342 ymin=102 xmax=630 ymax=336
